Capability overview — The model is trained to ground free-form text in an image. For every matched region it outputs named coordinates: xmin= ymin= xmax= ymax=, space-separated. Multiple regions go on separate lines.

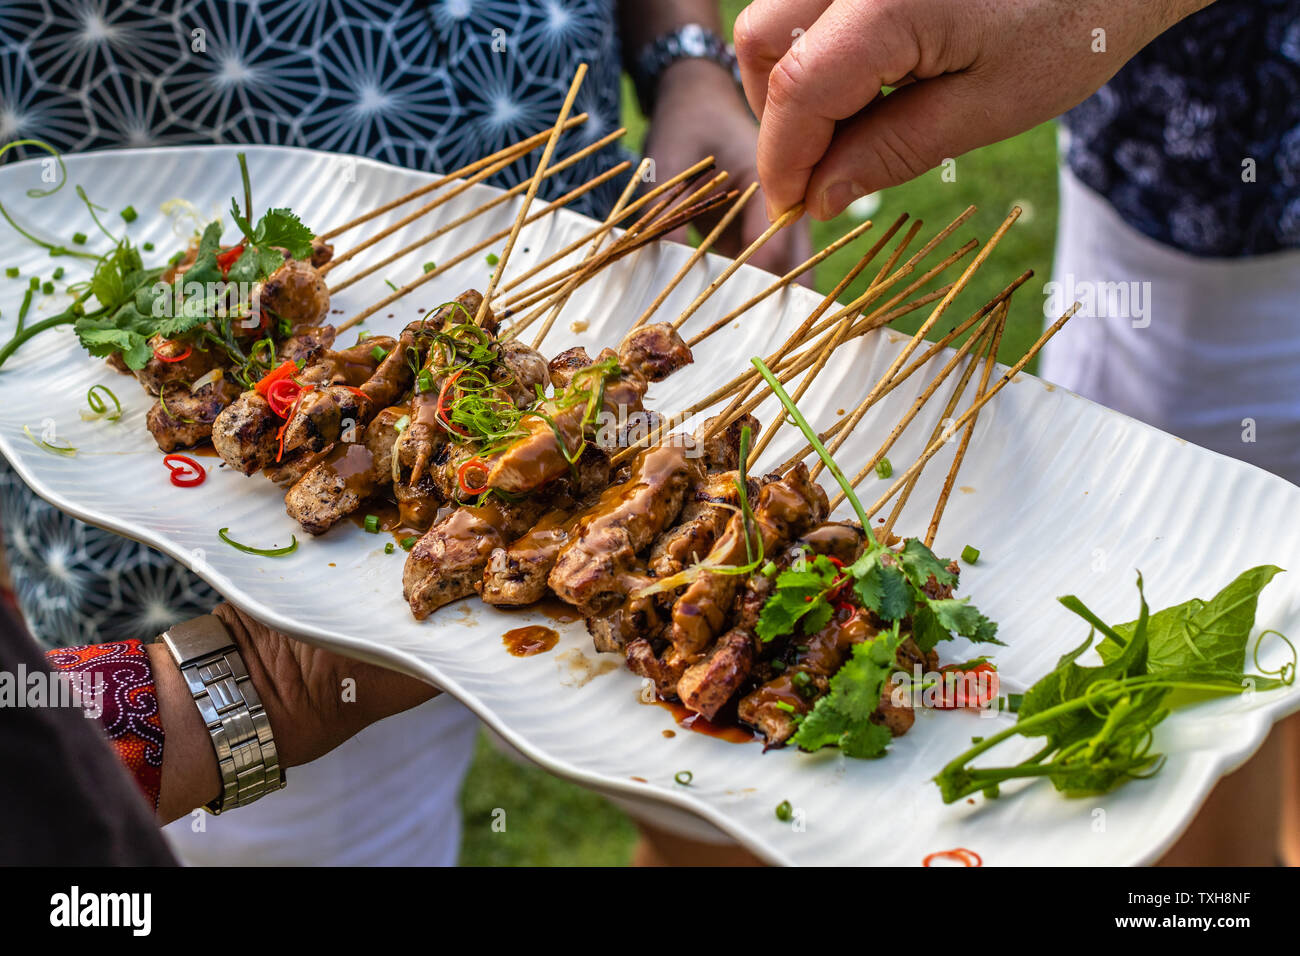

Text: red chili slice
xmin=216 ymin=242 xmax=245 ymax=279
xmin=457 ymin=456 xmax=489 ymax=496
xmin=162 ymin=454 xmax=206 ymax=487
xmin=435 ymin=369 xmax=470 ymax=437
xmin=255 ymin=359 xmax=298 ymax=397
xmin=264 ymin=377 xmax=303 ymax=419
xmin=935 ymin=662 xmax=999 ymax=710
xmin=153 ymin=341 xmax=193 ymax=363
xmin=275 ymin=384 xmax=315 ymax=462
xmin=922 ymin=848 xmax=982 ymax=867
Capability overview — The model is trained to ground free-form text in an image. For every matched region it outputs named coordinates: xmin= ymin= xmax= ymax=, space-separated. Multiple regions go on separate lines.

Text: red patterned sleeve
xmin=46 ymin=640 xmax=165 ymax=812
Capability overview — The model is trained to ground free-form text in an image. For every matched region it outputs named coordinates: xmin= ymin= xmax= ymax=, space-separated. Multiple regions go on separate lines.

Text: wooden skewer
xmin=876 ymin=303 xmax=1007 ymax=540
xmin=769 ymin=272 xmax=1031 ymax=472
xmin=630 ymin=182 xmax=760 ymax=331
xmin=922 ymin=301 xmax=1008 ymax=547
xmin=495 ymin=165 xmax=720 ymax=315
xmin=503 ymin=181 xmax=734 ymax=335
xmin=316 ymin=114 xmax=588 ymax=241
xmin=336 ymin=159 xmax=627 ymax=332
xmin=526 ymin=158 xmax=654 ymax=349
xmin=810 ymin=205 xmax=1022 ymax=482
xmin=697 ymin=214 xmax=911 ymax=450
xmin=327 ymin=127 xmax=627 ymax=293
xmin=475 ymin=63 xmax=588 ymax=326
xmin=684 ymin=213 xmax=880 ymax=347
xmin=670 ymin=203 xmax=804 ymax=330
xmin=829 ymin=302 xmax=1081 ymax=514
xmin=490 ymin=157 xmax=717 ymax=305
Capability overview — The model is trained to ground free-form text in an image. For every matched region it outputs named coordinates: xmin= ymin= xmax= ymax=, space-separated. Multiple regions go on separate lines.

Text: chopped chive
xmin=674 ymin=771 xmax=693 ymax=786
xmin=961 ymin=545 xmax=980 ymax=565
xmin=400 ymin=536 xmax=417 ymax=551
xmin=370 ymin=345 xmax=388 ymax=362
xmin=41 ymin=281 xmax=54 ymax=295
xmin=416 ymin=369 xmax=433 ymax=393
xmin=28 ymin=276 xmax=39 ymax=290
xmin=485 ymin=252 xmax=499 ymax=267
xmin=393 ymin=414 xmax=410 ymax=433
xmin=774 ymin=699 xmax=795 ymax=712
xmin=4 ymin=268 xmax=17 ymax=279
xmin=384 ymin=542 xmax=395 ymax=554
xmin=218 ymin=527 xmax=298 ymax=557
xmin=363 ymin=514 xmax=379 ymax=534
xmin=760 ymin=560 xmax=777 ymax=577
xmin=51 ymin=267 xmax=64 ymax=280
xmin=875 ymin=457 xmax=892 ymax=479
xmin=775 ymin=800 xmax=793 ymax=822
xmin=422 ymin=262 xmax=436 ymax=273
xmin=143 ymin=241 xmax=155 ymax=252
xmin=384 ymin=278 xmax=398 ymax=292
xmin=72 ymin=232 xmax=88 ymax=245
xmin=120 ymin=205 xmax=138 ymax=223
xmin=770 ymin=660 xmax=786 ymax=673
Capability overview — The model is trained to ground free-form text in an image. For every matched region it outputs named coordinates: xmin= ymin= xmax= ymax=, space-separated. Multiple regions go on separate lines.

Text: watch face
xmin=680 ymin=23 xmax=707 ymax=57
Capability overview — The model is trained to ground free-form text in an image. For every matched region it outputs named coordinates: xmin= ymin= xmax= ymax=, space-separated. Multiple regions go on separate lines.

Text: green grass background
xmin=458 ymin=2 xmax=1059 ymax=865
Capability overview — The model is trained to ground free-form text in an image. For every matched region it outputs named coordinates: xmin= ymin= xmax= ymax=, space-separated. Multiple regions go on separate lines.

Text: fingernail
xmin=822 ymin=181 xmax=863 ymax=218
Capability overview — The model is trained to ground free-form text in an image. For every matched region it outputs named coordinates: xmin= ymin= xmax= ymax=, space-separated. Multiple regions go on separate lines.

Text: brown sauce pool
xmin=654 ymin=699 xmax=758 ymax=744
xmin=502 ymin=625 xmax=559 ymax=657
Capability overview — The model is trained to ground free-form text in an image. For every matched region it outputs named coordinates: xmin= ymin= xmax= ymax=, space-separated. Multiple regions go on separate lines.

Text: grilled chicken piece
xmin=497 ymin=340 xmax=550 ymax=406
xmin=283 ymin=406 xmax=409 ymax=535
xmin=647 ymin=470 xmax=749 ymax=579
xmin=281 ymin=324 xmax=337 ymax=363
xmin=699 ymin=412 xmax=761 ymax=472
xmin=211 ymin=391 xmax=281 ymax=474
xmin=145 ymin=379 xmax=237 ymax=452
xmin=210 ymin=336 xmax=392 ymax=476
xmin=403 ymin=497 xmax=550 ymax=619
xmin=617 ymin=322 xmax=693 ymax=382
xmin=135 ymin=336 xmax=221 ymax=396
xmin=283 ymin=442 xmax=377 ymax=535
xmin=547 ymin=346 xmax=591 ymax=390
xmin=257 ymin=258 xmax=330 ymax=327
xmin=676 ymin=629 xmax=756 ymax=719
xmin=587 ymin=582 xmax=665 ymax=653
xmin=665 ymin=463 xmax=828 ymax=663
xmin=484 ymin=325 xmax=692 ymax=495
xmin=548 ymin=442 xmax=702 ymax=614
xmin=309 ymin=238 xmax=334 ymax=268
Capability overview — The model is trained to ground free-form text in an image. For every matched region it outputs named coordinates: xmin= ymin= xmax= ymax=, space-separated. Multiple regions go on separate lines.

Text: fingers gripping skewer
xmin=475 ymin=63 xmax=589 ymax=326
xmin=316 ymin=114 xmax=588 ymax=241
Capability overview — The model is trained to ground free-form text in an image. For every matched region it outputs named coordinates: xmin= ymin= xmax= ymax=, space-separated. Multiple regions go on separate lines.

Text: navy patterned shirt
xmin=1063 ymin=0 xmax=1300 ymax=257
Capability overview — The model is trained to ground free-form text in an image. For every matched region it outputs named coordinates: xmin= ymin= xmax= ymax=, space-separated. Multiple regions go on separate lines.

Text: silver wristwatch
xmin=632 ymin=23 xmax=741 ymax=114
xmin=161 ymin=614 xmax=285 ymax=814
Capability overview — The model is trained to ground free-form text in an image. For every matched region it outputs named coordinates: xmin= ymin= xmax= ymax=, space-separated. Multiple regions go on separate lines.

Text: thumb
xmin=804 ymin=73 xmax=1004 ymax=220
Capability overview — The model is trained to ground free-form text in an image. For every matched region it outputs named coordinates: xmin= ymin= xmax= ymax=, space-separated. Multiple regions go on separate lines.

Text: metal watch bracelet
xmin=632 ymin=23 xmax=741 ymax=115
xmin=160 ymin=614 xmax=285 ymax=814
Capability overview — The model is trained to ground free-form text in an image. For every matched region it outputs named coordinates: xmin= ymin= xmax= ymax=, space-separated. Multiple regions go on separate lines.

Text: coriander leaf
xmin=790 ymin=628 xmax=902 ymax=756
xmin=252 ymin=207 xmax=314 ymax=260
xmin=755 ymin=555 xmax=839 ymax=642
xmin=895 ymin=538 xmax=958 ymax=592
xmin=229 ymin=197 xmax=255 ymax=245
xmin=850 ymin=552 xmax=912 ymax=620
xmin=928 ymin=596 xmax=1002 ymax=646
